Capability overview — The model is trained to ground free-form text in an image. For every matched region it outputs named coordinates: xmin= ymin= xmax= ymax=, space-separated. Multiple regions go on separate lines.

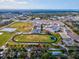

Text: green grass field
xmin=51 ymin=33 xmax=61 ymax=43
xmin=8 ymin=22 xmax=33 ymax=32
xmin=6 ymin=33 xmax=61 ymax=48
xmin=14 ymin=33 xmax=61 ymax=43
xmin=14 ymin=34 xmax=53 ymax=42
xmin=0 ymin=32 xmax=14 ymax=47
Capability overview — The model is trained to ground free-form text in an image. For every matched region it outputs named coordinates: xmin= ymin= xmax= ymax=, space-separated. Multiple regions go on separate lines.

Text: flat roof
xmin=0 ymin=28 xmax=16 ymax=32
xmin=59 ymin=32 xmax=70 ymax=39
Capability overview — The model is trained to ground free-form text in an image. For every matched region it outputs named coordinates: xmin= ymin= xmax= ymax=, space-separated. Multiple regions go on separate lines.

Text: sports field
xmin=14 ymin=33 xmax=61 ymax=43
xmin=8 ymin=22 xmax=33 ymax=32
xmin=14 ymin=34 xmax=53 ymax=42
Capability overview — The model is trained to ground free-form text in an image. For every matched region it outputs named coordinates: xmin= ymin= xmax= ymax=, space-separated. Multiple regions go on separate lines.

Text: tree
xmin=41 ymin=53 xmax=57 ymax=59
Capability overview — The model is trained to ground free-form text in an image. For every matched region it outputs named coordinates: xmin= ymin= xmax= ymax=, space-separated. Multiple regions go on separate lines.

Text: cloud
xmin=17 ymin=1 xmax=28 ymax=5
xmin=0 ymin=0 xmax=78 ymax=9
xmin=0 ymin=0 xmax=28 ymax=9
xmin=0 ymin=0 xmax=15 ymax=2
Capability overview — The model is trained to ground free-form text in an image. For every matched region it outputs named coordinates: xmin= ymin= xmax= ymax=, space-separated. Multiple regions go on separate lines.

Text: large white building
xmin=0 ymin=28 xmax=16 ymax=32
xmin=44 ymin=23 xmax=60 ymax=32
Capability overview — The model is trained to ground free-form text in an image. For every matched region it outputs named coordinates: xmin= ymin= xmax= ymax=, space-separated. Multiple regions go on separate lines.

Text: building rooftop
xmin=32 ymin=29 xmax=41 ymax=34
xmin=0 ymin=28 xmax=16 ymax=32
xmin=59 ymin=32 xmax=70 ymax=39
xmin=52 ymin=51 xmax=62 ymax=56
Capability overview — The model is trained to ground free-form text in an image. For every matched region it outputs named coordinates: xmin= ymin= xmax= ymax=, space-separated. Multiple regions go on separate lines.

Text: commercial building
xmin=59 ymin=32 xmax=73 ymax=46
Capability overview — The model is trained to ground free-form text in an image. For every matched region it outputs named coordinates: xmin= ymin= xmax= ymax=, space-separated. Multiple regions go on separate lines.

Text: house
xmin=35 ymin=17 xmax=41 ymax=20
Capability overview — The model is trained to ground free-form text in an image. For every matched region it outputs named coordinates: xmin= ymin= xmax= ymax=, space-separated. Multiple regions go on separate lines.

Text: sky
xmin=0 ymin=0 xmax=79 ymax=9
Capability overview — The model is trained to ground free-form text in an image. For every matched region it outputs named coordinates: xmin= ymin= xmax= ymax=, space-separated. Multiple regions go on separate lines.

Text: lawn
xmin=14 ymin=33 xmax=61 ymax=43
xmin=8 ymin=22 xmax=33 ymax=32
xmin=7 ymin=33 xmax=61 ymax=47
xmin=0 ymin=32 xmax=14 ymax=47
xmin=51 ymin=33 xmax=61 ymax=43
xmin=14 ymin=34 xmax=54 ymax=42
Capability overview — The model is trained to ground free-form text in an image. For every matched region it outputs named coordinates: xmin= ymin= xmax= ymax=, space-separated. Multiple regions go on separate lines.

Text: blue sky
xmin=0 ymin=0 xmax=79 ymax=9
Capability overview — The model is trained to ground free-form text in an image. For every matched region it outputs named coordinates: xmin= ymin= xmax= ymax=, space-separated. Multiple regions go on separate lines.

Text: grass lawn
xmin=51 ymin=33 xmax=61 ymax=43
xmin=8 ymin=22 xmax=33 ymax=32
xmin=0 ymin=32 xmax=14 ymax=47
xmin=7 ymin=33 xmax=61 ymax=48
xmin=14 ymin=33 xmax=61 ymax=43
xmin=14 ymin=34 xmax=54 ymax=42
